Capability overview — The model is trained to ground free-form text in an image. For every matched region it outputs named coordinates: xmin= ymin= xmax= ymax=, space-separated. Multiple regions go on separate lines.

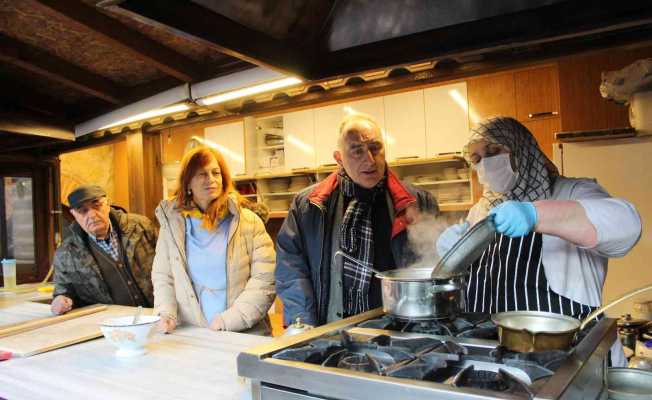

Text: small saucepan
xmin=493 ymin=284 xmax=652 ymax=352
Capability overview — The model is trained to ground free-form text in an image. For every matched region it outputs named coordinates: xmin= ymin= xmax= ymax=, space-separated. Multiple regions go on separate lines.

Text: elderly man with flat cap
xmin=51 ymin=184 xmax=158 ymax=315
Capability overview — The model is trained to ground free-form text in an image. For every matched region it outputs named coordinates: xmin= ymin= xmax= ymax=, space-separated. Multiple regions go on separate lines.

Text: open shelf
xmin=258 ymin=144 xmax=284 ymax=151
xmin=439 ymin=202 xmax=474 ymax=212
xmin=261 ymin=192 xmax=298 ymax=197
xmin=412 ymin=178 xmax=470 ymax=186
xmin=268 ymin=210 xmax=289 ymax=219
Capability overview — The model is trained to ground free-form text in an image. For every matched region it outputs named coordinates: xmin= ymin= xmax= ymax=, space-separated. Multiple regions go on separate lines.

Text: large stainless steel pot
xmin=608 ymin=368 xmax=652 ymax=400
xmin=376 ymin=267 xmax=463 ymax=320
xmin=493 ymin=284 xmax=652 ymax=352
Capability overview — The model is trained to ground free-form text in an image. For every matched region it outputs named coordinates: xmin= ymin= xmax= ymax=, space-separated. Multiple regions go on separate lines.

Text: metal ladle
xmin=334 ymin=250 xmax=383 ymax=275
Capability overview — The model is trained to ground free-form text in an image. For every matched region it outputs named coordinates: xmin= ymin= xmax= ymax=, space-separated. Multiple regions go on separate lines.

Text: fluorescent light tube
xmin=98 ymin=103 xmax=190 ymax=130
xmin=198 ymin=77 xmax=302 ymax=106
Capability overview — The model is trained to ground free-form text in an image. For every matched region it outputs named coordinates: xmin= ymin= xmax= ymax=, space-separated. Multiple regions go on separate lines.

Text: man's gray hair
xmin=337 ymin=111 xmax=382 ymax=149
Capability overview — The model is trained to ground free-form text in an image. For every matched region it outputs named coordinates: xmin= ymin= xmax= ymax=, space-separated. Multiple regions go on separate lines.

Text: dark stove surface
xmin=357 ymin=312 xmax=498 ymax=339
xmin=271 ymin=313 xmax=578 ymax=394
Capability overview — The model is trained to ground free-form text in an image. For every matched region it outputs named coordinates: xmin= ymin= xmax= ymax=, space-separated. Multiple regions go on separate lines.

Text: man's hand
xmin=156 ymin=316 xmax=177 ymax=333
xmin=50 ymin=295 xmax=73 ymax=315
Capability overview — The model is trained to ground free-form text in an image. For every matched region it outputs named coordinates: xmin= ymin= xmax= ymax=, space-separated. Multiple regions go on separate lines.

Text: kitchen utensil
xmin=493 ymin=284 xmax=652 ymax=352
xmin=132 ymin=306 xmax=143 ymax=325
xmin=282 ymin=317 xmax=314 ymax=337
xmin=100 ymin=315 xmax=161 ymax=357
xmin=376 ymin=268 xmax=462 ymax=320
xmin=618 ymin=314 xmax=648 ymax=350
xmin=628 ymin=356 xmax=652 ymax=370
xmin=608 ymin=367 xmax=652 ymax=400
xmin=431 ymin=216 xmax=496 ymax=279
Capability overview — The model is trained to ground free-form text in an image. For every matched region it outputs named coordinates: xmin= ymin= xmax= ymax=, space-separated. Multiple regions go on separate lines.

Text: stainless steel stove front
xmin=237 ymin=309 xmax=615 ymax=400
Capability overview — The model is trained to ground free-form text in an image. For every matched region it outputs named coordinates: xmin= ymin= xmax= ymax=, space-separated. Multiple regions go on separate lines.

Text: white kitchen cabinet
xmin=283 ymin=109 xmax=316 ymax=171
xmin=383 ymin=90 xmax=426 ymax=162
xmin=204 ymin=120 xmax=246 ymax=176
xmin=314 ymin=103 xmax=344 ymax=167
xmin=424 ymin=82 xmax=470 ymax=157
xmin=314 ymin=97 xmax=386 ymax=167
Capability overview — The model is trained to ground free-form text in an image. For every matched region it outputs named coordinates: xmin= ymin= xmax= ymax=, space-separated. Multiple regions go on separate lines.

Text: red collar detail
xmin=308 ymin=169 xmax=418 ymax=238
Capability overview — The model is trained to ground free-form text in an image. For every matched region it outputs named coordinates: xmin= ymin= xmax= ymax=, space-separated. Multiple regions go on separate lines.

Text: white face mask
xmin=476 ymin=153 xmax=518 ymax=193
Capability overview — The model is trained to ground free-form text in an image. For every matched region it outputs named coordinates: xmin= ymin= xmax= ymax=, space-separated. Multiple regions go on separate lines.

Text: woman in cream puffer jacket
xmin=152 ymin=146 xmax=275 ymax=333
xmin=153 ymin=196 xmax=276 ymax=332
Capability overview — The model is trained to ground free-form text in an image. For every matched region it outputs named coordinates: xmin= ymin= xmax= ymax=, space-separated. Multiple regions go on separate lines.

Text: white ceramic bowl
xmin=99 ymin=315 xmax=160 ymax=357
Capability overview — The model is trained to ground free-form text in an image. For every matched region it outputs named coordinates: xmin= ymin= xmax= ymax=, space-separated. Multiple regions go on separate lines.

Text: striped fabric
xmin=466 ymin=231 xmax=598 ymax=321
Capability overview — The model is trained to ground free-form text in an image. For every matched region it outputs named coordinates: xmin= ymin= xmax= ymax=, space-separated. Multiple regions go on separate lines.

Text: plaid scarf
xmin=339 ymin=171 xmax=385 ymax=316
xmin=463 ymin=117 xmax=559 ymax=212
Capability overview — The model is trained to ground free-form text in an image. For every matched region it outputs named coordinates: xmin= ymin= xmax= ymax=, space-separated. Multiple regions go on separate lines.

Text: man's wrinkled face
xmin=71 ymin=197 xmax=111 ymax=238
xmin=334 ymin=120 xmax=386 ymax=189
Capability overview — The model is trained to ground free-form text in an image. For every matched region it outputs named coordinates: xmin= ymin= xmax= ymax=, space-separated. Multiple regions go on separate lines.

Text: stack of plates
xmin=443 ymin=167 xmax=458 ymax=181
xmin=267 ymin=198 xmax=291 ymax=211
xmin=267 ymin=178 xmax=290 ymax=193
xmin=288 ymin=175 xmax=311 ymax=192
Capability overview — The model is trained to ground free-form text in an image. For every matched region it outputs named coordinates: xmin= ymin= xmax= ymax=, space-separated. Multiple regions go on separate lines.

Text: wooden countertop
xmin=0 ymin=324 xmax=271 ymax=400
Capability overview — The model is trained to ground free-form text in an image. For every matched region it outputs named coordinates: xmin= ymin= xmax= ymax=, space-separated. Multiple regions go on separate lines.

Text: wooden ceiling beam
xmin=35 ymin=0 xmax=204 ymax=82
xmin=0 ymin=33 xmax=122 ymax=104
xmin=0 ymin=78 xmax=69 ymax=118
xmin=111 ymin=0 xmax=314 ymax=79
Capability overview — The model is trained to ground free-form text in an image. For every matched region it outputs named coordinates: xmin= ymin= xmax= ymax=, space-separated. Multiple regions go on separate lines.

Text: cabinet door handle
xmin=320 ymin=163 xmax=338 ymax=167
xmin=395 ymin=156 xmax=419 ymax=160
xmin=291 ymin=167 xmax=310 ymax=172
xmin=528 ymin=111 xmax=559 ymax=119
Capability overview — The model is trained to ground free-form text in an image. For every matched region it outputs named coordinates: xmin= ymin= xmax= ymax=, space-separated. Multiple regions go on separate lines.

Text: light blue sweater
xmin=185 ymin=215 xmax=232 ymax=324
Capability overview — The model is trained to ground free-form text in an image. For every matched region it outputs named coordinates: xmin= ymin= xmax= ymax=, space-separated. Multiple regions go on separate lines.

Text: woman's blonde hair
xmin=175 ymin=146 xmax=236 ymax=230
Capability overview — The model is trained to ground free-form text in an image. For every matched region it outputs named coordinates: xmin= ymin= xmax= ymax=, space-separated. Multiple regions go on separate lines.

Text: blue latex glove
xmin=436 ymin=221 xmax=470 ymax=257
xmin=489 ymin=201 xmax=538 ymax=237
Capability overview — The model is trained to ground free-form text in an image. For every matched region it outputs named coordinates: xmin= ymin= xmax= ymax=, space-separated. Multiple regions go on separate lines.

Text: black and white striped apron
xmin=466 ymin=231 xmax=598 ymax=320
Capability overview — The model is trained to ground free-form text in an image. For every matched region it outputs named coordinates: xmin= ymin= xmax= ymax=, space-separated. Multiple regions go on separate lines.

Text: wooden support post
xmin=126 ymin=130 xmax=162 ymax=222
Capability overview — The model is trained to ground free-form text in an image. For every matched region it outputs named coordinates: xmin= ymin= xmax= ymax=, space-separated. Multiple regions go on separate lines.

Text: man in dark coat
xmin=51 ymin=185 xmax=157 ymax=315
xmin=275 ymin=113 xmax=438 ymax=327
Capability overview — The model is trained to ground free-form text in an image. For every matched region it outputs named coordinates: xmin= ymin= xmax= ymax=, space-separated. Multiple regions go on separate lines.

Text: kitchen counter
xmin=0 ymin=325 xmax=271 ymax=400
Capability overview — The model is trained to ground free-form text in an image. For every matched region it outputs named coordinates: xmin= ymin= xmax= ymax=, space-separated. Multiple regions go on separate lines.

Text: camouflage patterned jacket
xmin=52 ymin=208 xmax=157 ymax=308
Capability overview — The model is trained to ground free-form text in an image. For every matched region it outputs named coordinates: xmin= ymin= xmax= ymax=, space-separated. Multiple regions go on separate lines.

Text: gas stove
xmin=237 ymin=308 xmax=616 ymax=400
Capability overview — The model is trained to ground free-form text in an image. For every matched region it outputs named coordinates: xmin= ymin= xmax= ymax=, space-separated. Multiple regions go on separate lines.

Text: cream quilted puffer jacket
xmin=152 ymin=195 xmax=276 ymax=332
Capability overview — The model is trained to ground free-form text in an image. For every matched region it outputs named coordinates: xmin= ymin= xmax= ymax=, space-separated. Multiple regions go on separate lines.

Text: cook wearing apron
xmin=436 ymin=117 xmax=642 ymax=366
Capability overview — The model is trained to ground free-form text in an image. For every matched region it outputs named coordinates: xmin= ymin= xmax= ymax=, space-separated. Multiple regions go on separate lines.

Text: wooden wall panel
xmin=466 ymin=72 xmax=516 ymax=127
xmin=514 ymin=66 xmax=560 ymax=122
xmin=558 ymin=45 xmax=652 ymax=132
xmin=522 ymin=117 xmax=561 ymax=159
xmin=126 ymin=131 xmax=162 ymax=222
xmin=112 ymin=139 xmax=129 ymax=211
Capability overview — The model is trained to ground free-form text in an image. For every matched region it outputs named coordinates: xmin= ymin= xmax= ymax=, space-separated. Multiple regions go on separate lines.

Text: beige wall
xmin=60 ymin=144 xmax=115 ymax=205
xmin=59 ymin=141 xmax=130 ymax=211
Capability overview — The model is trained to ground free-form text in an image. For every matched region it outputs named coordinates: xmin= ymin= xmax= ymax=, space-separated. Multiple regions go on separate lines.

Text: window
xmin=0 ymin=176 xmax=36 ymax=285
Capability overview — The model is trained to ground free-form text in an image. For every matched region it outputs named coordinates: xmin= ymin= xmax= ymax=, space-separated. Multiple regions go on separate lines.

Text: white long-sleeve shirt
xmin=468 ymin=176 xmax=641 ymax=307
